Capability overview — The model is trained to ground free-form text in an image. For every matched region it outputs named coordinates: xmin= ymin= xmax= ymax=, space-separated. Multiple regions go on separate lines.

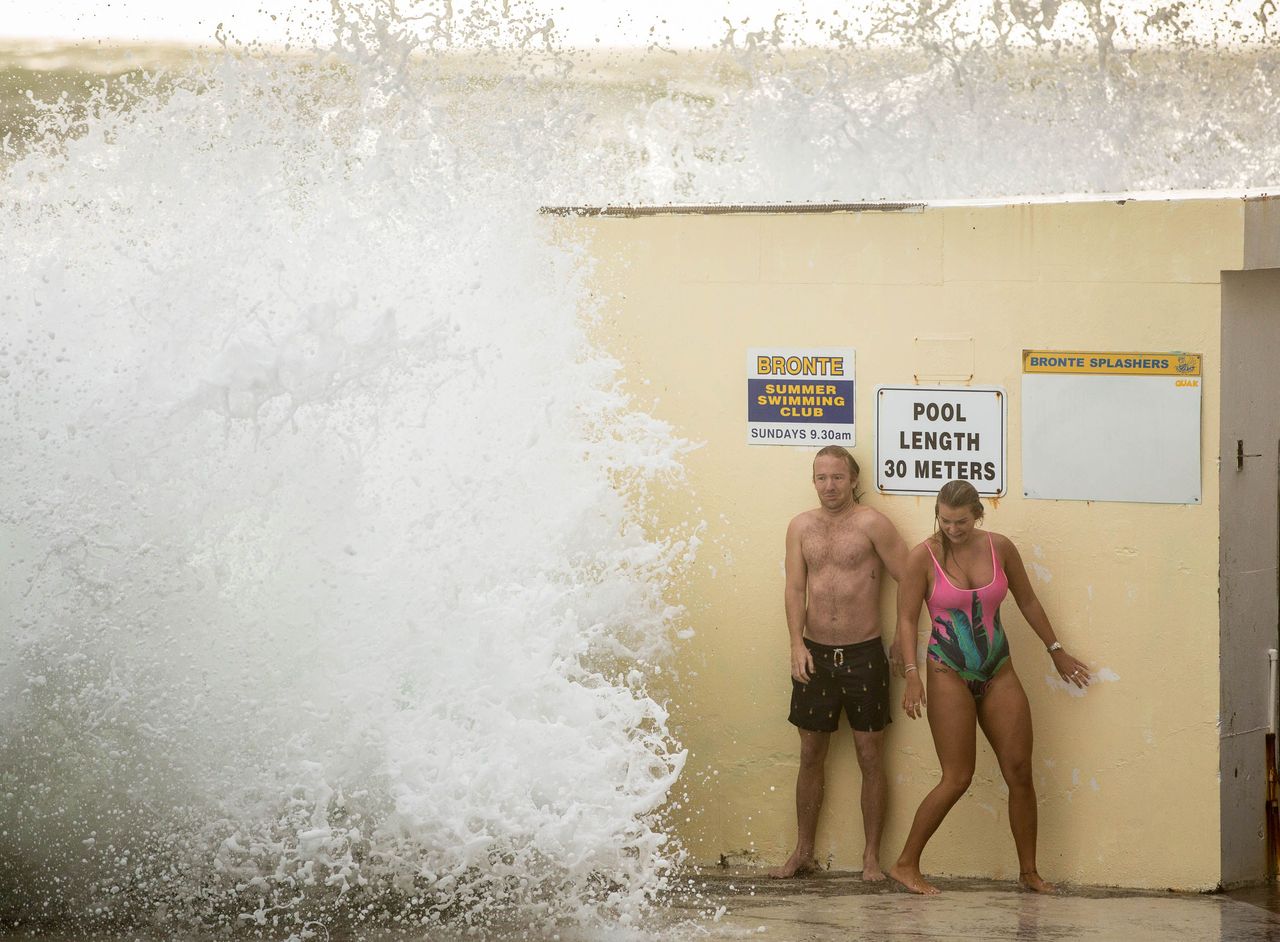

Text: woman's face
xmin=937 ymin=502 xmax=980 ymax=545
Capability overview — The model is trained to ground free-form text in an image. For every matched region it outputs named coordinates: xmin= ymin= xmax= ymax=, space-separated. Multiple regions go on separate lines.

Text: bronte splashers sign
xmin=746 ymin=348 xmax=856 ymax=446
xmin=1021 ymin=350 xmax=1202 ymax=503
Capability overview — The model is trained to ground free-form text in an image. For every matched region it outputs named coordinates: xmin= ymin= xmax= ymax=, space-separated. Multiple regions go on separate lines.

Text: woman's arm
xmin=897 ymin=543 xmax=930 ymax=718
xmin=1001 ymin=534 xmax=1091 ymax=688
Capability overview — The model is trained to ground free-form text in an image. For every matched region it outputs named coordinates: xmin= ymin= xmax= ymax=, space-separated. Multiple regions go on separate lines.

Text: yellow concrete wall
xmin=562 ymin=198 xmax=1247 ymax=890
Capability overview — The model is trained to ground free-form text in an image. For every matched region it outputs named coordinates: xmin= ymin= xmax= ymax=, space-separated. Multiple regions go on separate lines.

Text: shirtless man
xmin=768 ymin=445 xmax=908 ymax=881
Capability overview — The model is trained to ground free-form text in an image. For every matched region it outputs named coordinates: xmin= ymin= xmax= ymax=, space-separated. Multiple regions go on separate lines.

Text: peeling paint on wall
xmin=1046 ymin=666 xmax=1120 ymax=697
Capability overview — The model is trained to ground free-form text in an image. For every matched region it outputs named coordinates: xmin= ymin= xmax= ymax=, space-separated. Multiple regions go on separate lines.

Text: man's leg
xmin=768 ymin=729 xmax=830 ymax=878
xmin=852 ymin=728 xmax=887 ymax=881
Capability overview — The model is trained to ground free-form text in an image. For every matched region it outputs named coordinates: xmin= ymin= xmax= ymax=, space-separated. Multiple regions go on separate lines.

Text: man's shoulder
xmin=788 ymin=507 xmax=823 ymax=530
xmin=850 ymin=503 xmax=887 ymax=524
xmin=845 ymin=503 xmax=893 ymax=534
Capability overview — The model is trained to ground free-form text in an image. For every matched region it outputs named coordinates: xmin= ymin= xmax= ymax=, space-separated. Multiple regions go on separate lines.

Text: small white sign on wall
xmin=875 ymin=386 xmax=1007 ymax=497
xmin=1022 ymin=350 xmax=1202 ymax=504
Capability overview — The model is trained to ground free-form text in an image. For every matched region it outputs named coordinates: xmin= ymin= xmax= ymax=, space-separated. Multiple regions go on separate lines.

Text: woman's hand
xmin=1051 ymin=648 xmax=1091 ymax=688
xmin=902 ymin=672 xmax=926 ymax=719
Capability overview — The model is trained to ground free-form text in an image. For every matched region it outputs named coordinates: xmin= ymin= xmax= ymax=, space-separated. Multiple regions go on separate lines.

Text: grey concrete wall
xmin=1219 ymin=267 xmax=1280 ymax=887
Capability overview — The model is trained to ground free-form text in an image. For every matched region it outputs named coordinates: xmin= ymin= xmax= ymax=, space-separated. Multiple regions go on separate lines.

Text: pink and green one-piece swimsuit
xmin=925 ymin=534 xmax=1011 ymax=700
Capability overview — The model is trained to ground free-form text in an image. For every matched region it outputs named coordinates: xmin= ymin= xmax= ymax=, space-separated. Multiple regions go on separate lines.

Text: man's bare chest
xmin=801 ymin=523 xmax=874 ymax=572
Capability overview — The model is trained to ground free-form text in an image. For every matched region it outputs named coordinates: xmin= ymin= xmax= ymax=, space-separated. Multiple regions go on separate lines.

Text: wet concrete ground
xmin=3 ymin=874 xmax=1277 ymax=940
xmin=684 ymin=869 xmax=1280 ymax=941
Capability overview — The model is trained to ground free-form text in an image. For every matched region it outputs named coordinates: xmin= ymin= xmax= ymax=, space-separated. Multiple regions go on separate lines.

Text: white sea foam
xmin=1 ymin=0 xmax=1277 ymax=936
xmin=0 ymin=14 xmax=695 ymax=935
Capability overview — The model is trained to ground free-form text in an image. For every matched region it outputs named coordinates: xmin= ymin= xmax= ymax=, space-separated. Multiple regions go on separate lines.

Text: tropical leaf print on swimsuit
xmin=927 ymin=590 xmax=1010 ymax=683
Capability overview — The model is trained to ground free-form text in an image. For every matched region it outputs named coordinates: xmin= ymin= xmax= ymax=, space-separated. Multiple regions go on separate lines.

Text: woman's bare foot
xmin=887 ymin=862 xmax=940 ymax=895
xmin=767 ymin=851 xmax=819 ymax=879
xmin=861 ymin=855 xmax=886 ymax=882
xmin=1018 ymin=870 xmax=1057 ymax=894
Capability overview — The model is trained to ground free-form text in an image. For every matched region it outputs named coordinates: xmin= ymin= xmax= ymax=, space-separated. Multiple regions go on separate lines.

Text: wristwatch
xmin=1046 ymin=641 xmax=1063 ymax=653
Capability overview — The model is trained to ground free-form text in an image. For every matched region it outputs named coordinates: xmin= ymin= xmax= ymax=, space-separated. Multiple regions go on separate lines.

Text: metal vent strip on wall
xmin=538 ymin=201 xmax=926 ymax=217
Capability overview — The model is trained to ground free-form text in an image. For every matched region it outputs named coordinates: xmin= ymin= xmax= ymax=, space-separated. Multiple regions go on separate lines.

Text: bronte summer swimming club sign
xmin=747 ymin=347 xmax=856 ymax=445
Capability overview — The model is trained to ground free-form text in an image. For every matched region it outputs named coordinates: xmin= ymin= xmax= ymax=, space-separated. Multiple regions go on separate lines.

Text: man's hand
xmin=888 ymin=628 xmax=905 ymax=677
xmin=790 ymin=643 xmax=815 ymax=684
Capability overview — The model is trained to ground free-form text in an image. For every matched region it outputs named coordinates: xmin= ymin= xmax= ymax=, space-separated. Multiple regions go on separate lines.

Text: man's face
xmin=812 ymin=455 xmax=855 ymax=511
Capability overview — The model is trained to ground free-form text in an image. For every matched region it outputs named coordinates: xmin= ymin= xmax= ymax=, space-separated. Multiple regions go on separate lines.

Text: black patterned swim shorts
xmin=788 ymin=636 xmax=891 ymax=733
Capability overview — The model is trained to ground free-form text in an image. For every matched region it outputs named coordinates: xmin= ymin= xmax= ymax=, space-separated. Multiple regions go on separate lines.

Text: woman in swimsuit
xmin=888 ymin=480 xmax=1091 ymax=895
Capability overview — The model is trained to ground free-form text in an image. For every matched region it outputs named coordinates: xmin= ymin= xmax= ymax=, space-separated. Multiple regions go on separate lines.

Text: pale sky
xmin=0 ymin=0 xmax=837 ymax=48
xmin=0 ymin=1 xmax=1259 ymax=49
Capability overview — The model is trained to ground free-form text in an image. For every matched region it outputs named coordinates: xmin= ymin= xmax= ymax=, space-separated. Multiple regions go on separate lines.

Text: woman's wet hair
xmin=814 ymin=445 xmax=862 ymax=503
xmin=934 ymin=480 xmax=984 ymax=567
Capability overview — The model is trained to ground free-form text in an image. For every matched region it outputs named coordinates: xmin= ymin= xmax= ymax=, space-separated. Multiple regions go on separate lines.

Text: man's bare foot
xmin=767 ymin=852 xmax=819 ymax=879
xmin=861 ymin=857 xmax=886 ymax=882
xmin=887 ymin=862 xmax=940 ymax=895
xmin=1018 ymin=870 xmax=1058 ymax=894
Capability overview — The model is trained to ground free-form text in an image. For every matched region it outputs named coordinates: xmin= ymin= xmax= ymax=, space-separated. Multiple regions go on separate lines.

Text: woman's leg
xmin=976 ymin=665 xmax=1055 ymax=893
xmin=889 ymin=666 xmax=977 ymax=894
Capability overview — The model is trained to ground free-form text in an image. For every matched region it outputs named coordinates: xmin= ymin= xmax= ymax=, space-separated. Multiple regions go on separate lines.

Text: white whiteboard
xmin=1021 ymin=374 xmax=1201 ymax=504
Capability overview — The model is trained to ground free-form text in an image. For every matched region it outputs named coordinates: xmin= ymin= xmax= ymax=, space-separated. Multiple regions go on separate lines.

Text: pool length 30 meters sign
xmin=875 ymin=386 xmax=1007 ymax=497
xmin=747 ymin=348 xmax=855 ymax=445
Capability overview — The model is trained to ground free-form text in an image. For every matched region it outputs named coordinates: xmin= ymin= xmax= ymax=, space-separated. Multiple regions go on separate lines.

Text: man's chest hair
xmin=802 ymin=518 xmax=874 ymax=570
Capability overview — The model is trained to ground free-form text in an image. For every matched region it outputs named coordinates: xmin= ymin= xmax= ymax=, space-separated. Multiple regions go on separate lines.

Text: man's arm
xmin=784 ymin=516 xmax=813 ymax=683
xmin=863 ymin=508 xmax=911 ymax=674
xmin=864 ymin=508 xmax=909 ymax=584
